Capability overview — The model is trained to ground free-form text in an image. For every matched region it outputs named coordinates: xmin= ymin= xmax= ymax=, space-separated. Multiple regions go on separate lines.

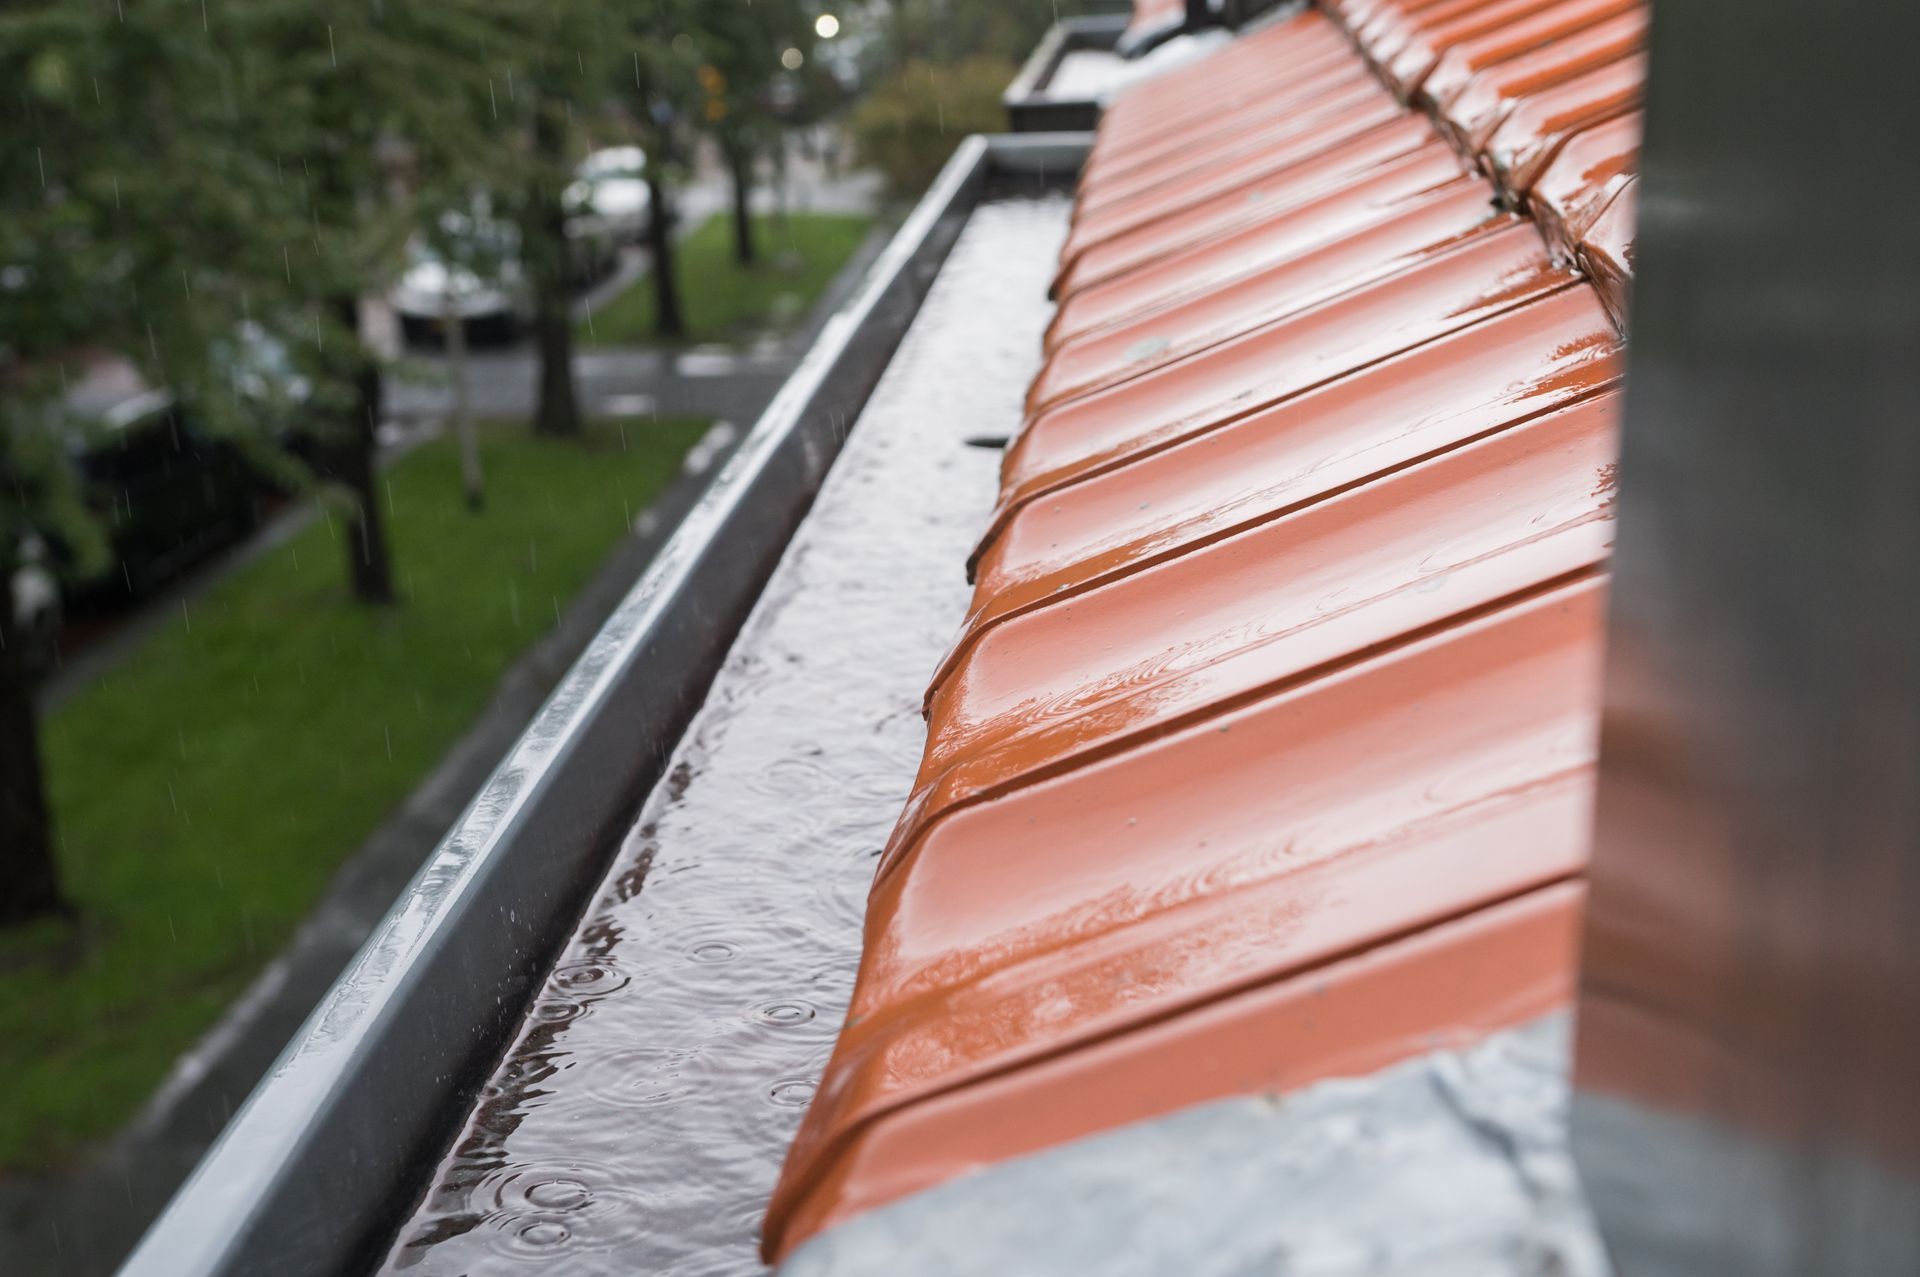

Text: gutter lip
xmin=1005 ymin=14 xmax=1130 ymax=134
xmin=115 ymin=130 xmax=1091 ymax=1277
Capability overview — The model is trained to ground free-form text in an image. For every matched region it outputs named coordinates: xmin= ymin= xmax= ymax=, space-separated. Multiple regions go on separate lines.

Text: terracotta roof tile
xmin=1416 ymin=0 xmax=1641 ymax=111
xmin=1579 ymin=175 xmax=1636 ymax=328
xmin=1078 ymin=77 xmax=1397 ymax=216
xmin=764 ymin=2 xmax=1649 ymax=1259
xmin=1031 ymin=183 xmax=1510 ymax=411
xmin=1079 ymin=63 xmax=1387 ymax=198
xmin=1532 ymin=110 xmax=1643 ymax=261
xmin=1439 ymin=7 xmax=1647 ymax=152
xmin=1053 ymin=118 xmax=1444 ymax=298
xmin=1381 ymin=0 xmax=1577 ymax=98
xmin=1046 ymin=146 xmax=1475 ymax=351
xmin=1485 ymin=50 xmax=1646 ymax=196
xmin=1011 ymin=223 xmax=1576 ymax=501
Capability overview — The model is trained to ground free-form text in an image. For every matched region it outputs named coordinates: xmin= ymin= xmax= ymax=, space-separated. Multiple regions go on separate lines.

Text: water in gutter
xmin=377 ymin=192 xmax=1073 ymax=1276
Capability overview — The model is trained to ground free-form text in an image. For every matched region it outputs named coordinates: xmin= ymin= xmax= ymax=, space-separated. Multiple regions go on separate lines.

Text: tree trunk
xmin=0 ymin=598 xmax=68 ymax=927
xmin=444 ymin=301 xmax=484 ymax=510
xmin=530 ymin=106 xmax=582 ymax=438
xmin=726 ymin=138 xmax=756 ymax=266
xmin=645 ymin=173 xmax=687 ymax=340
xmin=329 ymin=297 xmax=397 ymax=606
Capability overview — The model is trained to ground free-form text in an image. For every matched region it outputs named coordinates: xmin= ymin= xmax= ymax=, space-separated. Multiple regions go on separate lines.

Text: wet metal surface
xmin=1574 ymin=3 xmax=1920 ymax=1272
xmin=378 ymin=193 xmax=1071 ymax=1276
xmin=780 ymin=1017 xmax=1609 ymax=1277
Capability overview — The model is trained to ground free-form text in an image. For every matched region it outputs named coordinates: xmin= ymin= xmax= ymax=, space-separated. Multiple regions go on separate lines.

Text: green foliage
xmin=868 ymin=0 xmax=1076 ymax=68
xmin=0 ymin=415 xmax=709 ymax=1168
xmin=848 ymin=57 xmax=1017 ymax=199
xmin=580 ymin=212 xmax=874 ymax=347
xmin=0 ymin=0 xmax=525 ymax=578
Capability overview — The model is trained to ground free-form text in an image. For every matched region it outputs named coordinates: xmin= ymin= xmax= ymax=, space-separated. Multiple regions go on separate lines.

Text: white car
xmin=389 ymin=206 xmax=531 ymax=338
xmin=565 ymin=147 xmax=651 ymax=243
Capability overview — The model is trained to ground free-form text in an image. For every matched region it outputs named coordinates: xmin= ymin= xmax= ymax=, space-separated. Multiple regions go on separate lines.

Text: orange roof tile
xmin=1031 ymin=183 xmax=1510 ymax=412
xmin=1416 ymin=0 xmax=1641 ymax=111
xmin=1485 ymin=50 xmax=1646 ymax=195
xmin=1531 ymin=110 xmax=1642 ymax=261
xmin=765 ymin=1 xmax=1649 ymax=1260
xmin=1438 ymin=7 xmax=1647 ymax=151
xmin=982 ymin=291 xmax=1621 ymax=642
xmin=1045 ymin=146 xmax=1475 ymax=352
xmin=1011 ymin=224 xmax=1576 ymax=501
xmin=1053 ymin=118 xmax=1444 ymax=298
xmin=1579 ymin=175 xmax=1636 ymax=328
xmin=1381 ymin=0 xmax=1578 ymax=98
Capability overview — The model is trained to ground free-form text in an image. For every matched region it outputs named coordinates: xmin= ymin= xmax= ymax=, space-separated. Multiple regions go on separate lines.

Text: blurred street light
xmin=814 ymin=13 xmax=840 ymax=38
xmin=781 ymin=47 xmax=805 ymax=69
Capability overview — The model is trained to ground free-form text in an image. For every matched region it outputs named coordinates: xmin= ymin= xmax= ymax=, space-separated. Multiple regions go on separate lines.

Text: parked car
xmin=565 ymin=146 xmax=650 ymax=243
xmin=390 ymin=204 xmax=531 ymax=342
xmin=213 ymin=320 xmax=321 ymax=469
xmin=55 ymin=362 xmax=261 ymax=599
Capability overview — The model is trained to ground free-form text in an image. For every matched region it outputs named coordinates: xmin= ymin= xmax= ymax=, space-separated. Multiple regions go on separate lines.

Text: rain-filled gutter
xmin=1004 ymin=14 xmax=1129 ymax=132
xmin=117 ymin=131 xmax=1092 ymax=1277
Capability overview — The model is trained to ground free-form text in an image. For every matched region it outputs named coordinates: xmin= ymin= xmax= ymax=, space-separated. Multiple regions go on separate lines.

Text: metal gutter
xmin=1005 ymin=15 xmax=1131 ymax=133
xmin=116 ymin=131 xmax=1093 ymax=1277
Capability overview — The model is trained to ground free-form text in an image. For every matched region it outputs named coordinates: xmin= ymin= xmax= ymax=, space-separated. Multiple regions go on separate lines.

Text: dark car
xmin=64 ymin=386 xmax=260 ymax=598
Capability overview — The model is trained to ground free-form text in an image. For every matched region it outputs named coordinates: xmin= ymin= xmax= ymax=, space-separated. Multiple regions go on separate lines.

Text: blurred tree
xmin=628 ymin=8 xmax=704 ymax=341
xmin=501 ymin=0 xmax=617 ymax=440
xmin=848 ymin=56 xmax=1013 ymax=199
xmin=232 ymin=0 xmax=517 ymax=599
xmin=0 ymin=0 xmax=293 ymax=922
xmin=692 ymin=1 xmax=815 ymax=266
xmin=874 ymin=0 xmax=1064 ymax=68
xmin=0 ymin=0 xmax=516 ymax=923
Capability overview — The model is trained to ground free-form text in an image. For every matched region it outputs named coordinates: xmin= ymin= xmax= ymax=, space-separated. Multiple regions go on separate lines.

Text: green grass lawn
xmin=580 ymin=211 xmax=875 ymax=347
xmin=0 ymin=414 xmax=710 ymax=1171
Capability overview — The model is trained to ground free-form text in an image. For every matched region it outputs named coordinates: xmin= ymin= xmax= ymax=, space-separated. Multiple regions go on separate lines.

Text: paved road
xmin=387 ymin=149 xmax=883 ymax=425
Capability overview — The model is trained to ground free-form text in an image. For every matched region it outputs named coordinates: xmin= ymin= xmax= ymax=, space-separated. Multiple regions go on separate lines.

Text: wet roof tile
xmin=1485 ymin=50 xmax=1646 ymax=195
xmin=1438 ymin=7 xmax=1646 ymax=152
xmin=1079 ymin=63 xmax=1387 ymax=199
xmin=1011 ymin=223 xmax=1576 ymax=504
xmin=1031 ymin=184 xmax=1510 ymax=411
xmin=771 ymin=881 xmax=1583 ymax=1258
xmin=766 ymin=2 xmax=1646 ymax=1259
xmin=1380 ymin=0 xmax=1579 ymax=98
xmin=1067 ymin=95 xmax=1410 ymax=240
xmin=1077 ymin=77 xmax=1395 ymax=217
xmin=913 ymin=394 xmax=1618 ymax=839
xmin=982 ymin=289 xmax=1621 ymax=642
xmin=1531 ymin=111 xmax=1642 ymax=261
xmin=1579 ymin=175 xmax=1636 ymax=329
xmin=1054 ymin=118 xmax=1444 ymax=298
xmin=1090 ymin=26 xmax=1357 ymax=156
xmin=1099 ymin=14 xmax=1348 ymax=133
xmin=767 ymin=582 xmax=1603 ymax=1256
xmin=1357 ymin=0 xmax=1519 ymax=70
xmin=1415 ymin=0 xmax=1640 ymax=111
xmin=1046 ymin=146 xmax=1475 ymax=352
